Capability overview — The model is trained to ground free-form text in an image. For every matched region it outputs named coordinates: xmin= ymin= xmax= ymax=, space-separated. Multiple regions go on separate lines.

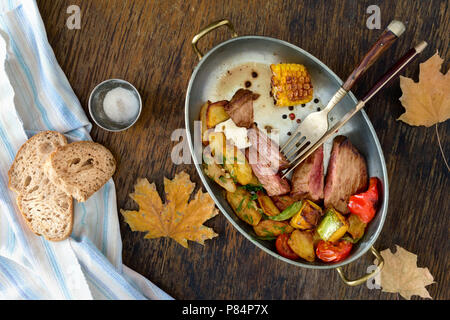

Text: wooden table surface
xmin=36 ymin=0 xmax=449 ymax=300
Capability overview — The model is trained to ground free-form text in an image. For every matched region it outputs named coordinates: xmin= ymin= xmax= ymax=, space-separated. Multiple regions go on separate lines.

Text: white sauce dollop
xmin=214 ymin=119 xmax=252 ymax=149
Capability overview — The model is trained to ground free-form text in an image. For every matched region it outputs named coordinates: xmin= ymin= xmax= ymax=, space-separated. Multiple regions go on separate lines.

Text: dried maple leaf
xmin=398 ymin=52 xmax=450 ymax=127
xmin=374 ymin=245 xmax=435 ymax=300
xmin=120 ymin=171 xmax=219 ymax=248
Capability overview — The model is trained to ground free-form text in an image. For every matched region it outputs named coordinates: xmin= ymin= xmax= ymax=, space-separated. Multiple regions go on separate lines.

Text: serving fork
xmin=282 ymin=41 xmax=428 ymax=178
xmin=281 ymin=20 xmax=405 ymax=165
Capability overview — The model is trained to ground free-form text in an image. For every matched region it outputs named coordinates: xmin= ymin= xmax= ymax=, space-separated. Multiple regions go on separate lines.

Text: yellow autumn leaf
xmin=120 ymin=171 xmax=219 ymax=248
xmin=374 ymin=245 xmax=435 ymax=300
xmin=398 ymin=52 xmax=450 ymax=127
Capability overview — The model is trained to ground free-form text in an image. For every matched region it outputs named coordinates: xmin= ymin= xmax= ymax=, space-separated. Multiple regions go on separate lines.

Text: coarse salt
xmin=103 ymin=87 xmax=140 ymax=123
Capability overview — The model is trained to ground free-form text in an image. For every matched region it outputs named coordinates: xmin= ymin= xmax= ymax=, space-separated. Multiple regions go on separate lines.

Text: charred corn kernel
xmin=290 ymin=200 xmax=322 ymax=230
xmin=270 ymin=63 xmax=314 ymax=107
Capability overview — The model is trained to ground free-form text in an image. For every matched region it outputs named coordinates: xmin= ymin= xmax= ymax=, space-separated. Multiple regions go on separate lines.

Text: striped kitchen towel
xmin=0 ymin=0 xmax=172 ymax=300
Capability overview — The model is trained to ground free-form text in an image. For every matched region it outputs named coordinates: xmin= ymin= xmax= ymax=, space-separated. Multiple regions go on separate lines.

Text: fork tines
xmin=281 ymin=133 xmax=311 ymax=164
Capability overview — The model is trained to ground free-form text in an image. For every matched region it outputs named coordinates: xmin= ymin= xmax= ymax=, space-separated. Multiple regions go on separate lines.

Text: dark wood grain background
xmin=36 ymin=0 xmax=449 ymax=300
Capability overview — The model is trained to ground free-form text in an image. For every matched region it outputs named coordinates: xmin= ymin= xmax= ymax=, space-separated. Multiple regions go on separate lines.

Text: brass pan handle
xmin=336 ymin=246 xmax=384 ymax=286
xmin=192 ymin=19 xmax=238 ymax=60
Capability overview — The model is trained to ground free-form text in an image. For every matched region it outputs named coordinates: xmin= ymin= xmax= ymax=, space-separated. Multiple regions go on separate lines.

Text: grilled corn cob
xmin=270 ymin=63 xmax=313 ymax=107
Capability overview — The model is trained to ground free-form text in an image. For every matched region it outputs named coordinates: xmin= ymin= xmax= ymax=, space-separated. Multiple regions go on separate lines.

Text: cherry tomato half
xmin=316 ymin=240 xmax=353 ymax=262
xmin=275 ymin=233 xmax=299 ymax=260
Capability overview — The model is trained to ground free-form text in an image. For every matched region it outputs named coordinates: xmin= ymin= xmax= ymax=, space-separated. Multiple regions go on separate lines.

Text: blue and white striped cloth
xmin=0 ymin=0 xmax=172 ymax=300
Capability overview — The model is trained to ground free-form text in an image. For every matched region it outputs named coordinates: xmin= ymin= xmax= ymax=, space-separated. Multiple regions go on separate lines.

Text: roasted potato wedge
xmin=247 ymin=174 xmax=260 ymax=186
xmin=203 ymin=153 xmax=236 ymax=192
xmin=253 ymin=220 xmax=293 ymax=237
xmin=312 ymin=230 xmax=322 ymax=246
xmin=226 ymin=188 xmax=262 ymax=226
xmin=347 ymin=214 xmax=367 ymax=241
xmin=200 ymin=101 xmax=211 ymax=145
xmin=209 ymin=132 xmax=253 ymax=185
xmin=206 ymin=100 xmax=229 ymax=129
xmin=257 ymin=191 xmax=281 ymax=216
xmin=288 ymin=230 xmax=315 ymax=262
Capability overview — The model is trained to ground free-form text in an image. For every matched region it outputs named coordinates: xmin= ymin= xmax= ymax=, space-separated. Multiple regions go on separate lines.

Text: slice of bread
xmin=9 ymin=131 xmax=67 ymax=194
xmin=17 ymin=180 xmax=73 ymax=241
xmin=44 ymin=141 xmax=116 ymax=202
xmin=8 ymin=131 xmax=73 ymax=241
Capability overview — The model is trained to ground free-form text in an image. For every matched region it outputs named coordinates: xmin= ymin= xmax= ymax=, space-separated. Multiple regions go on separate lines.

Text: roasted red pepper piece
xmin=347 ymin=177 xmax=380 ymax=223
xmin=316 ymin=240 xmax=353 ymax=262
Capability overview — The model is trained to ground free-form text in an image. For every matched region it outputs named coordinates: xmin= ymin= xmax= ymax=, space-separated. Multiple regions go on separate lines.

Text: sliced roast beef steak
xmin=251 ymin=164 xmax=291 ymax=196
xmin=247 ymin=124 xmax=289 ymax=171
xmin=324 ymin=136 xmax=368 ymax=213
xmin=291 ymin=145 xmax=324 ymax=201
xmin=245 ymin=148 xmax=290 ymax=196
xmin=225 ymin=89 xmax=259 ymax=128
